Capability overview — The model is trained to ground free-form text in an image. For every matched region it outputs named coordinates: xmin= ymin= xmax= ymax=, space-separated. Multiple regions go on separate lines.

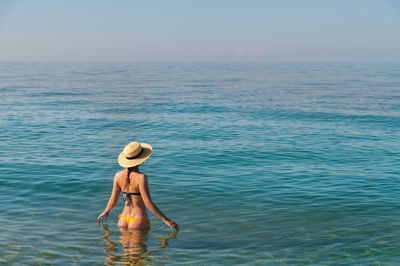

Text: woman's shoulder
xmin=134 ymin=171 xmax=147 ymax=178
xmin=114 ymin=170 xmax=126 ymax=180
xmin=133 ymin=172 xmax=147 ymax=183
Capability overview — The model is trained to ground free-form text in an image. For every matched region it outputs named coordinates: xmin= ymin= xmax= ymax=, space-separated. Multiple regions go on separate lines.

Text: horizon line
xmin=0 ymin=60 xmax=399 ymax=63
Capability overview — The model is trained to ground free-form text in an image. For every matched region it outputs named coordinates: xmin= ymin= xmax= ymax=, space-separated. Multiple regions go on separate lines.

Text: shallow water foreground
xmin=0 ymin=62 xmax=399 ymax=264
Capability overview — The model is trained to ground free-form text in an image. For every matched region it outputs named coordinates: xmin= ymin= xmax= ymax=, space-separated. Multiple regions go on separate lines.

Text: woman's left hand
xmin=164 ymin=219 xmax=179 ymax=231
xmin=97 ymin=210 xmax=109 ymax=222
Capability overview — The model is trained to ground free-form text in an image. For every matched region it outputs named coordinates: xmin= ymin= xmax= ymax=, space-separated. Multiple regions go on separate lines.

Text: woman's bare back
xmin=116 ymin=169 xmax=149 ymax=229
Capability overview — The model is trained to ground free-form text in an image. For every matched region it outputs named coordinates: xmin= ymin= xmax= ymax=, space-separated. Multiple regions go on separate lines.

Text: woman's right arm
xmin=139 ymin=174 xmax=179 ymax=231
xmin=98 ymin=174 xmax=121 ymax=221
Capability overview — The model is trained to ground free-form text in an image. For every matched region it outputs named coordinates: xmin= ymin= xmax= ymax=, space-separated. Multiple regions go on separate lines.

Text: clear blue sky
xmin=0 ymin=0 xmax=399 ymax=61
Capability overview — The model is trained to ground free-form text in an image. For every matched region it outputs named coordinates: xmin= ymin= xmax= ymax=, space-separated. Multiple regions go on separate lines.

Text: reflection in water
xmin=100 ymin=223 xmax=177 ymax=265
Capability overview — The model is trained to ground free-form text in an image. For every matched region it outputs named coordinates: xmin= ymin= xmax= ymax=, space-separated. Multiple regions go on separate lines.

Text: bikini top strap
xmin=122 ymin=191 xmax=141 ymax=206
xmin=122 ymin=191 xmax=133 ymax=206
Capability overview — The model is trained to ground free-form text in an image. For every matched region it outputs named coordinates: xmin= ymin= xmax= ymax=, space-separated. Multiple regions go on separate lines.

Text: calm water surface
xmin=0 ymin=62 xmax=399 ymax=265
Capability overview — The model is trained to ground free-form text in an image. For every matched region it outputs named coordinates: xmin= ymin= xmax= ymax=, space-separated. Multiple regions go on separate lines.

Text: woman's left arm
xmin=98 ymin=174 xmax=121 ymax=221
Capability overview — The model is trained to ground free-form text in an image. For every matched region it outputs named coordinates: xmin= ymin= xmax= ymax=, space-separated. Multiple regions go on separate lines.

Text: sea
xmin=0 ymin=62 xmax=399 ymax=265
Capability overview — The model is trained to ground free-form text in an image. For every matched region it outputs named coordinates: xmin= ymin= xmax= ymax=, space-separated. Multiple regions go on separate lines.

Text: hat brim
xmin=118 ymin=143 xmax=152 ymax=168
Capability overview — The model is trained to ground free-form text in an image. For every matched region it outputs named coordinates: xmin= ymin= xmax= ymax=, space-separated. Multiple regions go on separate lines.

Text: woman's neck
xmin=128 ymin=166 xmax=139 ymax=172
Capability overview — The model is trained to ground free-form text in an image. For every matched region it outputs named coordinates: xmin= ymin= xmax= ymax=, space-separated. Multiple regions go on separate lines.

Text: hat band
xmin=125 ymin=148 xmax=144 ymax=159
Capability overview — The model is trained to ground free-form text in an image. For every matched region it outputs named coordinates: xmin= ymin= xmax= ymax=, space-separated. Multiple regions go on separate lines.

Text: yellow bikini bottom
xmin=119 ymin=214 xmax=150 ymax=225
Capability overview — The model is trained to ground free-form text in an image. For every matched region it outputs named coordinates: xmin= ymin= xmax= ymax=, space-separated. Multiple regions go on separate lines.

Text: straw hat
xmin=118 ymin=141 xmax=152 ymax=168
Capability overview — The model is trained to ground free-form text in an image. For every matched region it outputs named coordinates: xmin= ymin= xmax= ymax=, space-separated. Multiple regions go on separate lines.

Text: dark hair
xmin=127 ymin=167 xmax=133 ymax=184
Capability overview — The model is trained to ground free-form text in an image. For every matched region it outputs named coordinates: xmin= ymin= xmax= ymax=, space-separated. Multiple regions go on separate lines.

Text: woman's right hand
xmin=164 ymin=218 xmax=179 ymax=231
xmin=97 ymin=210 xmax=109 ymax=222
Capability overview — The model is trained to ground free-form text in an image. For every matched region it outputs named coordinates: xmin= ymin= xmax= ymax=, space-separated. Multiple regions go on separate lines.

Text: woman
xmin=98 ymin=141 xmax=179 ymax=231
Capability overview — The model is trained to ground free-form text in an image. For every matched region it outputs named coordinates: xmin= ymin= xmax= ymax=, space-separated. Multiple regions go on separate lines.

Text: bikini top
xmin=122 ymin=190 xmax=141 ymax=206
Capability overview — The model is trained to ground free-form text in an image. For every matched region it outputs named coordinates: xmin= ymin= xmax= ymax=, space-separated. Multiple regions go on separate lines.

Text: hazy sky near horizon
xmin=0 ymin=0 xmax=399 ymax=61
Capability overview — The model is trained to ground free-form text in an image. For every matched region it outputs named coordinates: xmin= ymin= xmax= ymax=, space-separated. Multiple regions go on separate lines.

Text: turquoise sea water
xmin=0 ymin=62 xmax=399 ymax=265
